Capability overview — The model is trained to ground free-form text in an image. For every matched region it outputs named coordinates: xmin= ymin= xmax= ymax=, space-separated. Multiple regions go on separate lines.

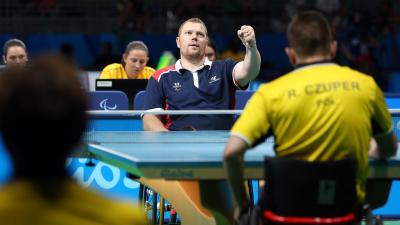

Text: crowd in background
xmin=0 ymin=0 xmax=399 ymax=91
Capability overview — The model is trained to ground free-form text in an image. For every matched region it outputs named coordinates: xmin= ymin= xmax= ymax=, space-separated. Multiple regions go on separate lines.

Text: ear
xmin=330 ymin=41 xmax=337 ymax=59
xmin=122 ymin=53 xmax=128 ymax=63
xmin=176 ymin=36 xmax=180 ymax=49
xmin=285 ymin=47 xmax=296 ymax=66
xmin=2 ymin=55 xmax=6 ymax=64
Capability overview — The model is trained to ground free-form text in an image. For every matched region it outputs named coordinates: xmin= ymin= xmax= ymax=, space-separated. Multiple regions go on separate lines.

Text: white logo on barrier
xmin=99 ymin=99 xmax=117 ymax=111
xmin=66 ymin=158 xmax=139 ymax=189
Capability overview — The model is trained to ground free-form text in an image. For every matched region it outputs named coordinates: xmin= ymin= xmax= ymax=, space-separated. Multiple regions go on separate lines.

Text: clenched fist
xmin=237 ymin=25 xmax=256 ymax=48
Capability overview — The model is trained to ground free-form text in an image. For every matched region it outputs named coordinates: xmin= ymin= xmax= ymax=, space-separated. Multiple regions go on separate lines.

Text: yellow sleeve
xmin=98 ymin=64 xmax=125 ymax=79
xmin=372 ymin=84 xmax=393 ymax=135
xmin=141 ymin=66 xmax=156 ymax=79
xmin=116 ymin=204 xmax=148 ymax=225
xmin=131 ymin=207 xmax=148 ymax=225
xmin=99 ymin=66 xmax=113 ymax=79
xmin=231 ymin=89 xmax=271 ymax=146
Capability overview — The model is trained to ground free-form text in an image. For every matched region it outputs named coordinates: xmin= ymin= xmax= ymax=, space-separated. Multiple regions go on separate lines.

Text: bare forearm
xmin=142 ymin=115 xmax=169 ymax=131
xmin=235 ymin=46 xmax=261 ymax=86
xmin=224 ymin=153 xmax=248 ymax=207
xmin=368 ymin=138 xmax=379 ymax=158
xmin=223 ymin=136 xmax=250 ymax=208
xmin=234 ymin=25 xmax=261 ymax=86
xmin=369 ymin=132 xmax=398 ymax=159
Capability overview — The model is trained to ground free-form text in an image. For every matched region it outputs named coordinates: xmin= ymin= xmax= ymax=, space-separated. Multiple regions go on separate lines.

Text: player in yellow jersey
xmin=99 ymin=40 xmax=155 ymax=79
xmin=224 ymin=10 xmax=398 ymax=219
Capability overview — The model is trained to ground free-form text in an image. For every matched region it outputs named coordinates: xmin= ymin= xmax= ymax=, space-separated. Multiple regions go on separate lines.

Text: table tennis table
xmin=84 ymin=131 xmax=400 ymax=225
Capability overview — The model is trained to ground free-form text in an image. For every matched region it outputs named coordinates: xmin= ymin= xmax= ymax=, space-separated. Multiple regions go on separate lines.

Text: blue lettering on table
xmin=66 ymin=158 xmax=139 ymax=201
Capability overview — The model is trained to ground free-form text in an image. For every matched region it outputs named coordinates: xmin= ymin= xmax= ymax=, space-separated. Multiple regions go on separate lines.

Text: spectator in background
xmin=2 ymin=39 xmax=28 ymax=67
xmin=0 ymin=54 xmax=147 ymax=225
xmin=221 ymin=37 xmax=245 ymax=61
xmin=205 ymin=39 xmax=217 ymax=61
xmin=99 ymin=41 xmax=155 ymax=79
xmin=59 ymin=43 xmax=89 ymax=90
xmin=339 ymin=31 xmax=375 ymax=75
xmin=92 ymin=42 xmax=120 ymax=70
xmin=315 ymin=0 xmax=340 ymax=17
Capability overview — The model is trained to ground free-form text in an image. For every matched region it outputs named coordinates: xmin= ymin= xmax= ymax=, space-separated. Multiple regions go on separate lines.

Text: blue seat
xmin=134 ymin=90 xmax=146 ymax=110
xmin=87 ymin=91 xmax=129 ymax=110
xmin=235 ymin=90 xmax=255 ymax=110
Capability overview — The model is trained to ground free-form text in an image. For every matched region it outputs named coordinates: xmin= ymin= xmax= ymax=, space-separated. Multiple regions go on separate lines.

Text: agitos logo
xmin=99 ymin=99 xmax=117 ymax=111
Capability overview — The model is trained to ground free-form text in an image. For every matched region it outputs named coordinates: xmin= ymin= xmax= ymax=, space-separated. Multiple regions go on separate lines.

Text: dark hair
xmin=287 ymin=11 xmax=332 ymax=58
xmin=0 ymin=54 xmax=87 ymax=177
xmin=207 ymin=39 xmax=217 ymax=53
xmin=3 ymin=38 xmax=27 ymax=56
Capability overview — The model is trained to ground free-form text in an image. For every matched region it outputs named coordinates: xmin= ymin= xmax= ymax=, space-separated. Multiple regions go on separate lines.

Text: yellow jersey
xmin=99 ymin=63 xmax=155 ymax=79
xmin=231 ymin=62 xmax=393 ymax=201
xmin=0 ymin=179 xmax=147 ymax=225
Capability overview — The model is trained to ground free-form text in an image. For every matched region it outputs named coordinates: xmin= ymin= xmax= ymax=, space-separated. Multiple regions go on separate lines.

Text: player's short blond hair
xmin=178 ymin=18 xmax=208 ymax=37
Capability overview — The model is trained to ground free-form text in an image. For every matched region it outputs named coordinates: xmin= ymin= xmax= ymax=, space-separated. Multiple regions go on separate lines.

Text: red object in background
xmin=170 ymin=208 xmax=177 ymax=223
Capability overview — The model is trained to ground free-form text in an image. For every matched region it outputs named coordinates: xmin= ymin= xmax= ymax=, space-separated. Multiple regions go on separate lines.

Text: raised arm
xmin=233 ymin=25 xmax=261 ymax=87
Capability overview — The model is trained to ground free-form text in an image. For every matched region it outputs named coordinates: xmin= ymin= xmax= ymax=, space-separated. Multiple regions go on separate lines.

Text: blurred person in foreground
xmin=0 ymin=55 xmax=147 ymax=225
xmin=2 ymin=38 xmax=28 ymax=67
xmin=99 ymin=41 xmax=155 ymax=79
xmin=224 ymin=10 xmax=398 ymax=221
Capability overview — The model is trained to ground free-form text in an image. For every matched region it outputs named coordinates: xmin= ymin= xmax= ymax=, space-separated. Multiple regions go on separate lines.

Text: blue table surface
xmin=85 ymin=131 xmax=275 ymax=166
xmin=85 ymin=131 xmax=400 ymax=171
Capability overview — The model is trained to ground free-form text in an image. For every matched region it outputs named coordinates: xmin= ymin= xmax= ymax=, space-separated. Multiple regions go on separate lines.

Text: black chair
xmin=260 ymin=157 xmax=364 ymax=225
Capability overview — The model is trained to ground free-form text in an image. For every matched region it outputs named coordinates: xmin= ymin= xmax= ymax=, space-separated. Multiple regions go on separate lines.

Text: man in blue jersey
xmin=141 ymin=18 xmax=261 ymax=225
xmin=143 ymin=17 xmax=261 ymax=131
